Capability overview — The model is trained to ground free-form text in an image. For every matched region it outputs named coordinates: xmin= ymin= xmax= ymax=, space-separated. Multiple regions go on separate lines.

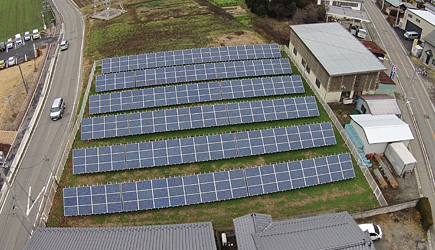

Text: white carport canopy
xmin=350 ymin=114 xmax=414 ymax=144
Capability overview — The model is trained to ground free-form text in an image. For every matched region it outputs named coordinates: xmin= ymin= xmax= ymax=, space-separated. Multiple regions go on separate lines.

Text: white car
xmin=24 ymin=31 xmax=31 ymax=41
xmin=6 ymin=38 xmax=13 ymax=49
xmin=60 ymin=40 xmax=69 ymax=51
xmin=358 ymin=223 xmax=382 ymax=241
xmin=7 ymin=56 xmax=16 ymax=67
xmin=32 ymin=29 xmax=40 ymax=39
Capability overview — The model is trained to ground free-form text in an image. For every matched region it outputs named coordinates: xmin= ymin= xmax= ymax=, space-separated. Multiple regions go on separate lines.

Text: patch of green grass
xmin=0 ymin=0 xmax=53 ymax=41
xmin=236 ymin=15 xmax=251 ymax=25
xmin=211 ymin=0 xmax=239 ymax=7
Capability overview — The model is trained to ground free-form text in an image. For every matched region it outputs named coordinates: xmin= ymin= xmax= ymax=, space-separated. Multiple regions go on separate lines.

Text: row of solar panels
xmin=82 ymin=97 xmax=319 ymax=140
xmin=74 ymin=122 xmax=336 ymax=174
xmin=89 ymin=76 xmax=305 ymax=115
xmin=64 ymin=153 xmax=354 ymax=216
xmin=101 ymin=44 xmax=282 ymax=74
xmin=95 ymin=59 xmax=292 ymax=92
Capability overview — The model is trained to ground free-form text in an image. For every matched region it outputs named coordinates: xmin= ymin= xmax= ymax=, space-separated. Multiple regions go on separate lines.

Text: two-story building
xmin=289 ymin=22 xmax=386 ymax=103
xmin=402 ymin=8 xmax=435 ymax=41
xmin=318 ymin=0 xmax=365 ymax=11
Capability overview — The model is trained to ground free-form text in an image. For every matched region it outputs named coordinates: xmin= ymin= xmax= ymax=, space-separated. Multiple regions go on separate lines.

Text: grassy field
xmin=46 ymin=0 xmax=380 ymax=229
xmin=0 ymin=0 xmax=53 ymax=41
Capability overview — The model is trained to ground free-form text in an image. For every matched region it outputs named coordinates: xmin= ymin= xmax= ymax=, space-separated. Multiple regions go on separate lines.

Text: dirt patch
xmin=0 ymin=56 xmax=44 ymax=129
xmin=207 ymin=30 xmax=265 ymax=47
xmin=356 ymin=208 xmax=426 ymax=250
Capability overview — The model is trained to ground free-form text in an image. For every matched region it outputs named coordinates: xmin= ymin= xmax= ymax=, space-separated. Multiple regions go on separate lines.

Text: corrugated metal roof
xmin=408 ymin=9 xmax=435 ymax=26
xmin=290 ymin=23 xmax=386 ymax=76
xmin=326 ymin=6 xmax=370 ymax=22
xmin=234 ymin=212 xmax=375 ymax=250
xmin=233 ymin=213 xmax=272 ymax=250
xmin=359 ymin=95 xmax=401 ymax=115
xmin=360 ymin=40 xmax=386 ymax=55
xmin=350 ymin=114 xmax=414 ymax=144
xmin=23 ymin=222 xmax=217 ymax=250
xmin=378 ymin=71 xmax=396 ymax=85
xmin=424 ymin=30 xmax=435 ymax=46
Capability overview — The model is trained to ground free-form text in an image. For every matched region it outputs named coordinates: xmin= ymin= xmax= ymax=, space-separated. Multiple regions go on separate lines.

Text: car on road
xmin=60 ymin=40 xmax=69 ymax=51
xmin=6 ymin=38 xmax=13 ymax=49
xmin=0 ymin=60 xmax=5 ymax=69
xmin=50 ymin=97 xmax=65 ymax=121
xmin=7 ymin=56 xmax=16 ymax=67
xmin=32 ymin=29 xmax=40 ymax=39
xmin=0 ymin=42 xmax=5 ymax=52
xmin=24 ymin=31 xmax=31 ymax=41
xmin=358 ymin=223 xmax=383 ymax=241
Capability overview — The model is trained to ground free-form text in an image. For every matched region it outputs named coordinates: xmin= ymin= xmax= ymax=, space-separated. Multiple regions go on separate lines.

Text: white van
xmin=50 ymin=98 xmax=65 ymax=120
xmin=404 ymin=31 xmax=419 ymax=40
xmin=32 ymin=29 xmax=40 ymax=39
xmin=14 ymin=33 xmax=22 ymax=47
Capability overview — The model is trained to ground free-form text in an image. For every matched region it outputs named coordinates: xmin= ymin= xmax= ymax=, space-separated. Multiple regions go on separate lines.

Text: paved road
xmin=364 ymin=1 xmax=435 ymax=248
xmin=0 ymin=0 xmax=83 ymax=249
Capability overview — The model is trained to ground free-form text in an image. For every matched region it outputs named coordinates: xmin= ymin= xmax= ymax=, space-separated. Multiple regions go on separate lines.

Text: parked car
xmin=6 ymin=38 xmax=13 ymax=49
xmin=15 ymin=34 xmax=23 ymax=47
xmin=0 ymin=60 xmax=5 ymax=69
xmin=24 ymin=31 xmax=31 ymax=41
xmin=358 ymin=223 xmax=383 ymax=241
xmin=32 ymin=29 xmax=40 ymax=39
xmin=50 ymin=97 xmax=65 ymax=120
xmin=404 ymin=31 xmax=419 ymax=40
xmin=7 ymin=56 xmax=16 ymax=67
xmin=60 ymin=40 xmax=69 ymax=51
xmin=0 ymin=42 xmax=5 ymax=52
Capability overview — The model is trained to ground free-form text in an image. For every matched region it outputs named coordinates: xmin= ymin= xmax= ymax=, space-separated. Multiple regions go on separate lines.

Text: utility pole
xmin=16 ymin=55 xmax=28 ymax=94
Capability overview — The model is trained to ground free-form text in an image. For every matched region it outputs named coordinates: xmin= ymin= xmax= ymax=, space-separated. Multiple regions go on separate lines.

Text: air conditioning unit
xmin=343 ymin=98 xmax=354 ymax=105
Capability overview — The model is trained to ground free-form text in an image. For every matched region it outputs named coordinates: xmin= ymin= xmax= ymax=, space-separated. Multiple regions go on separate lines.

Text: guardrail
xmin=281 ymin=45 xmax=387 ymax=207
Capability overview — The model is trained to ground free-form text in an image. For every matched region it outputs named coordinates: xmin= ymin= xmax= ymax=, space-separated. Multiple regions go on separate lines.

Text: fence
xmin=37 ymin=61 xmax=97 ymax=226
xmin=281 ymin=45 xmax=388 ymax=206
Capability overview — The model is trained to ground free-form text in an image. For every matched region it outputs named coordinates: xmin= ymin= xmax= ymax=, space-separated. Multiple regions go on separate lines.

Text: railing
xmin=281 ymin=45 xmax=388 ymax=206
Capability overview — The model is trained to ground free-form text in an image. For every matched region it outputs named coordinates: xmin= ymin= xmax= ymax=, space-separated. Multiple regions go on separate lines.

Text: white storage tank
xmin=385 ymin=142 xmax=417 ymax=177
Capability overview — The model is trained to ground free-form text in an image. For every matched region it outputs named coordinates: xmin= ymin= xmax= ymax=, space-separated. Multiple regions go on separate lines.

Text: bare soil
xmin=0 ymin=56 xmax=44 ymax=129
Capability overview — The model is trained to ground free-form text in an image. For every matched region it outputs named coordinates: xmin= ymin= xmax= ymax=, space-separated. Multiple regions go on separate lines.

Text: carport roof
xmin=350 ymin=114 xmax=414 ymax=144
xmin=290 ymin=23 xmax=386 ymax=76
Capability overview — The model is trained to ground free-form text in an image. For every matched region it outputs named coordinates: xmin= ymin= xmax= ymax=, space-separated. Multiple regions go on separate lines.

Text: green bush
xmin=416 ymin=197 xmax=433 ymax=231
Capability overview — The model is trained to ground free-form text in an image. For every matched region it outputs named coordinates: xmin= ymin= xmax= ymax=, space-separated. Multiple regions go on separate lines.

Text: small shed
xmin=349 ymin=114 xmax=414 ymax=154
xmin=356 ymin=94 xmax=402 ymax=116
xmin=375 ymin=71 xmax=397 ymax=96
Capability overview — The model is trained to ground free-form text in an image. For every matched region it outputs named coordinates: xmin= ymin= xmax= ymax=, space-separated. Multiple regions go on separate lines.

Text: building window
xmin=432 ymin=59 xmax=435 ymax=66
xmin=408 ymin=14 xmax=413 ymax=18
xmin=301 ymin=58 xmax=306 ymax=67
xmin=361 ymin=105 xmax=367 ymax=114
xmin=416 ymin=18 xmax=420 ymax=23
xmin=315 ymin=79 xmax=321 ymax=88
xmin=293 ymin=47 xmax=297 ymax=56
xmin=306 ymin=65 xmax=311 ymax=74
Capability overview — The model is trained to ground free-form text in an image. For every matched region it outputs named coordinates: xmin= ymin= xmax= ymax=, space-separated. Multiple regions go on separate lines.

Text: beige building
xmin=289 ymin=23 xmax=386 ymax=103
xmin=402 ymin=9 xmax=435 ymax=41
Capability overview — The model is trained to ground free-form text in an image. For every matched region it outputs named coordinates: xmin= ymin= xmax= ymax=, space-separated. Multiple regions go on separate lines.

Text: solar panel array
xmin=82 ymin=97 xmax=319 ymax=140
xmin=73 ymin=122 xmax=336 ymax=174
xmin=101 ymin=44 xmax=282 ymax=74
xmin=89 ymin=76 xmax=305 ymax=115
xmin=64 ymin=153 xmax=354 ymax=216
xmin=95 ymin=59 xmax=292 ymax=92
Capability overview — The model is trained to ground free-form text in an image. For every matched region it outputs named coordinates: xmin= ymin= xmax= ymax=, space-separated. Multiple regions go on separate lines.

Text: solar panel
xmin=82 ymin=97 xmax=319 ymax=140
xmin=89 ymin=76 xmax=304 ymax=115
xmin=64 ymin=153 xmax=354 ymax=216
xmin=74 ymin=122 xmax=336 ymax=174
xmin=101 ymin=44 xmax=282 ymax=74
xmin=95 ymin=59 xmax=292 ymax=93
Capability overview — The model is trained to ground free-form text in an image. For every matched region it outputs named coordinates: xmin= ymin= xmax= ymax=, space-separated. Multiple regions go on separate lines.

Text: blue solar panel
xmin=90 ymin=75 xmax=304 ymax=115
xmin=74 ymin=122 xmax=336 ymax=174
xmin=82 ymin=96 xmax=319 ymax=140
xmin=96 ymin=58 xmax=292 ymax=93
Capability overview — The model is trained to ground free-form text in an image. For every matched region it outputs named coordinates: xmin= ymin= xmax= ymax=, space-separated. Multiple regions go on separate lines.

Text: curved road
xmin=0 ymin=0 xmax=84 ymax=249
xmin=364 ymin=0 xmax=435 ymax=246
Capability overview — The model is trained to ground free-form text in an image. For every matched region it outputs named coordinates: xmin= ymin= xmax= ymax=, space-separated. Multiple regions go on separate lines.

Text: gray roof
xmin=234 ymin=212 xmax=375 ymax=250
xmin=290 ymin=23 xmax=386 ymax=76
xmin=24 ymin=222 xmax=217 ymax=250
xmin=424 ymin=30 xmax=435 ymax=46
xmin=327 ymin=6 xmax=370 ymax=22
xmin=233 ymin=213 xmax=273 ymax=250
xmin=359 ymin=94 xmax=402 ymax=115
